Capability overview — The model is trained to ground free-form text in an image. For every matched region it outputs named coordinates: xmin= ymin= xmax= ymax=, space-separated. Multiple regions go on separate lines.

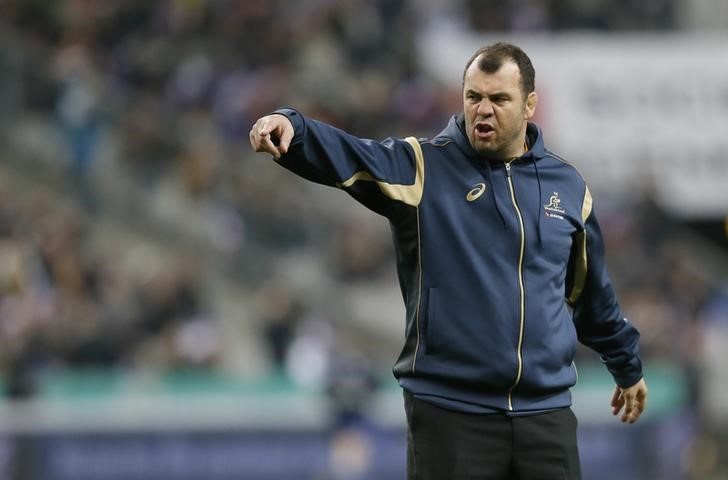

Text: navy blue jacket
xmin=272 ymin=107 xmax=642 ymax=414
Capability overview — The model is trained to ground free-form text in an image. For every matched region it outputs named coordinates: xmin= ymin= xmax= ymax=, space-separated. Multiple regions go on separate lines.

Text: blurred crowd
xmin=0 ymin=181 xmax=224 ymax=399
xmin=0 ymin=0 xmax=725 ymax=409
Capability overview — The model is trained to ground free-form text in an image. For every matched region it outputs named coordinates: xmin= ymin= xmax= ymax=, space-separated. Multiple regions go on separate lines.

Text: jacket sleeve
xmin=568 ymin=186 xmax=643 ymax=388
xmin=269 ymin=108 xmax=424 ymax=216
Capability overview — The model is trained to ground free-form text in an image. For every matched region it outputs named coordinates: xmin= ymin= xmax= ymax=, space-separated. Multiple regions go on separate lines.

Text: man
xmin=249 ymin=42 xmax=648 ymax=480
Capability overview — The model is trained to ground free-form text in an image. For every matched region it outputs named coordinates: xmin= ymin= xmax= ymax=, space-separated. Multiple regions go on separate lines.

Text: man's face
xmin=463 ymin=59 xmax=537 ymax=159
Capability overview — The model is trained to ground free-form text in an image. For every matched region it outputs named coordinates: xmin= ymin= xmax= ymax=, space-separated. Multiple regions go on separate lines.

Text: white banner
xmin=421 ymin=28 xmax=728 ymax=217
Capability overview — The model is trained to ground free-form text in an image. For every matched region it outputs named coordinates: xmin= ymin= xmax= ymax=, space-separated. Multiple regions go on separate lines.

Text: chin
xmin=473 ymin=142 xmax=495 ymax=155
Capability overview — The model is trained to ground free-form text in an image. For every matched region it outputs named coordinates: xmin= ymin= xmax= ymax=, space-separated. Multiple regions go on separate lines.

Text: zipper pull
xmin=505 ymin=162 xmax=512 ymax=177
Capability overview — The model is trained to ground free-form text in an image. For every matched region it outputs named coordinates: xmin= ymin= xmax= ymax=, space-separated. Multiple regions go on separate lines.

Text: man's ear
xmin=525 ymin=91 xmax=538 ymax=119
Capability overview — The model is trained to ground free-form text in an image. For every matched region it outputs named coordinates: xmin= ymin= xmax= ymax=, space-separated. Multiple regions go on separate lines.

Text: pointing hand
xmin=249 ymin=114 xmax=294 ymax=159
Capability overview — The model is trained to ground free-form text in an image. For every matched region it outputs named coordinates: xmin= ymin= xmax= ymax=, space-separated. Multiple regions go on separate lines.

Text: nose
xmin=476 ymin=99 xmax=494 ymax=117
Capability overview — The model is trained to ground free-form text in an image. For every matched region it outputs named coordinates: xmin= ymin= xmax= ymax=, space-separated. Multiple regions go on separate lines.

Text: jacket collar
xmin=436 ymin=114 xmax=546 ymax=163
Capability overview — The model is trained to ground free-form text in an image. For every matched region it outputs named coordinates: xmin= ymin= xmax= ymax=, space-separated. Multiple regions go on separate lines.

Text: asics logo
xmin=466 ymin=183 xmax=487 ymax=202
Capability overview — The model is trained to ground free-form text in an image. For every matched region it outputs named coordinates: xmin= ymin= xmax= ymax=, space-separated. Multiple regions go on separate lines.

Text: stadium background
xmin=0 ymin=0 xmax=727 ymax=479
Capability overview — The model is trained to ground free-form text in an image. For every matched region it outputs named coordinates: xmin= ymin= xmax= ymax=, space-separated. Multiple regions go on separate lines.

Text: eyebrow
xmin=465 ymin=89 xmax=511 ymax=99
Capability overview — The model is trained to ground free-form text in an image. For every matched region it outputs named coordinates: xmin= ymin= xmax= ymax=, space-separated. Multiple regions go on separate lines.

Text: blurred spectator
xmin=255 ymin=280 xmax=305 ymax=370
xmin=333 ymin=221 xmax=391 ymax=282
xmin=54 ymin=39 xmax=105 ymax=212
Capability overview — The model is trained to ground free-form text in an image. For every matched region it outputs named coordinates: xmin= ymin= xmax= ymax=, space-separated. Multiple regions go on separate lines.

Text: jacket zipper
xmin=505 ymin=161 xmax=526 ymax=411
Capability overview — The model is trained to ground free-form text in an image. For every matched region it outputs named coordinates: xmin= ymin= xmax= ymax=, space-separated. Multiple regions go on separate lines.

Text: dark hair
xmin=462 ymin=42 xmax=535 ymax=97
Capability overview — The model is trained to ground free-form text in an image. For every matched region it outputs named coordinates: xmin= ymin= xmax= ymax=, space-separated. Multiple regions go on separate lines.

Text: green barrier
xmin=571 ymin=361 xmax=689 ymax=421
xmin=1 ymin=361 xmax=689 ymax=423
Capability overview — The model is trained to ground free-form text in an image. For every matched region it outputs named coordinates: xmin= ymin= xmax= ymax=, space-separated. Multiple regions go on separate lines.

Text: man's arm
xmin=568 ymin=186 xmax=648 ymax=424
xmin=249 ymin=108 xmax=423 ymax=215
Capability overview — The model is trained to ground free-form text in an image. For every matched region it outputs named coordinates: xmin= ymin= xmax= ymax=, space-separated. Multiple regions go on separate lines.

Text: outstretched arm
xmin=249 ymin=108 xmax=424 ymax=215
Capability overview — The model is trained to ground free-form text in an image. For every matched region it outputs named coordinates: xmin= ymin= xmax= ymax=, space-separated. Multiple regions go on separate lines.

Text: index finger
xmin=257 ymin=131 xmax=280 ymax=159
xmin=250 ymin=119 xmax=281 ymax=158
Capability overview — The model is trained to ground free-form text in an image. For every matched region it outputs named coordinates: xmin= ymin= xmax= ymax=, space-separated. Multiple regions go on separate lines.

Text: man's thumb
xmin=278 ymin=124 xmax=294 ymax=154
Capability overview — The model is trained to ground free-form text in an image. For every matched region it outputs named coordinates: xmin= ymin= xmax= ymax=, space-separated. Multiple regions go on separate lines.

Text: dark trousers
xmin=404 ymin=391 xmax=581 ymax=480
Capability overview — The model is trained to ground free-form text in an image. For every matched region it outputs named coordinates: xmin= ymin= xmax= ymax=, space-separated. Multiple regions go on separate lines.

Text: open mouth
xmin=474 ymin=123 xmax=495 ymax=138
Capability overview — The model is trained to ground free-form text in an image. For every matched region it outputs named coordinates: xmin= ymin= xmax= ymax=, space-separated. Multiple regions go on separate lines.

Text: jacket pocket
xmin=423 ymin=287 xmax=440 ymax=355
xmin=566 ymin=314 xmax=578 ymax=361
